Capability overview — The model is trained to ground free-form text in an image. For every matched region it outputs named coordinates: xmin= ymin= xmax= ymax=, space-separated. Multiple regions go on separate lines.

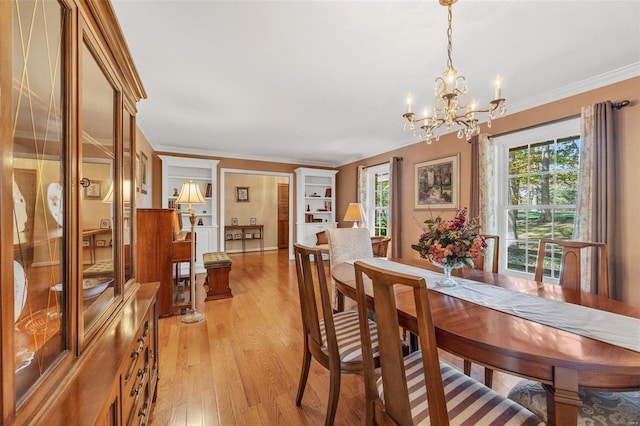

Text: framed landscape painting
xmin=414 ymin=154 xmax=459 ymax=209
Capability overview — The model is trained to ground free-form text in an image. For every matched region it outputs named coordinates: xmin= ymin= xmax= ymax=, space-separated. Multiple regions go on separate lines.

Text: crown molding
xmin=153 ymin=143 xmax=339 ymax=168
xmin=507 ymin=62 xmax=640 ymax=114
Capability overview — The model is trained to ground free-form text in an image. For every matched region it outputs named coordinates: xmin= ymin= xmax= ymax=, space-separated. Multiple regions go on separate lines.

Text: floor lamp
xmin=175 ymin=180 xmax=206 ymax=323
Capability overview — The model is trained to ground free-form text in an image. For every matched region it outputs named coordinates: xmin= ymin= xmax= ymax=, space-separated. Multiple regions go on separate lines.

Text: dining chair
xmin=352 ymin=260 xmax=543 ymax=425
xmin=508 ymin=239 xmax=640 ymax=425
xmin=315 ymin=230 xmax=330 ymax=254
xmin=473 ymin=234 xmax=499 ymax=273
xmin=533 ymin=238 xmax=609 ymax=297
xmin=326 ymin=227 xmax=373 ymax=311
xmin=465 ymin=234 xmax=499 ymax=386
xmin=293 ymin=244 xmax=380 ymax=426
xmin=370 ymin=236 xmax=390 ymax=257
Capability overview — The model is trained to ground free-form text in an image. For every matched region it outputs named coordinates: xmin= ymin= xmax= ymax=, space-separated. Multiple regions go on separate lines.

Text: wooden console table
xmin=82 ymin=228 xmax=112 ymax=264
xmin=224 ymin=225 xmax=264 ymax=253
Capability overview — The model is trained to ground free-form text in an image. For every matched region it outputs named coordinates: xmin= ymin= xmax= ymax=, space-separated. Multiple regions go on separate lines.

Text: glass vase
xmin=431 ymin=261 xmax=465 ymax=287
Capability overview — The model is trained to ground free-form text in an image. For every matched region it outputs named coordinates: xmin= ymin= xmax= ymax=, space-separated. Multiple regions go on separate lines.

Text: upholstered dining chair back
xmin=326 ymin=228 xmax=373 ymax=310
xmin=473 ymin=234 xmax=499 ymax=273
xmin=370 ymin=236 xmax=391 ymax=258
xmin=326 ymin=227 xmax=373 ymax=267
xmin=353 ymin=260 xmax=543 ymax=426
xmin=534 ymin=239 xmax=609 ymax=297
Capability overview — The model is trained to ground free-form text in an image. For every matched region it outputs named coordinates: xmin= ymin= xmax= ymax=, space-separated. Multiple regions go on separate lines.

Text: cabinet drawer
xmin=122 ymin=318 xmax=151 ymax=424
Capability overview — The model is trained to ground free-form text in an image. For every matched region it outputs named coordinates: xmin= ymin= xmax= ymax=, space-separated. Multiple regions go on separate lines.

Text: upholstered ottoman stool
xmin=83 ymin=260 xmax=114 ymax=278
xmin=203 ymin=252 xmax=233 ymax=300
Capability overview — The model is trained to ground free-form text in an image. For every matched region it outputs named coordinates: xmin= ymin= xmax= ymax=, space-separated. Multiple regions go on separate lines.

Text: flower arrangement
xmin=411 ymin=207 xmax=487 ymax=268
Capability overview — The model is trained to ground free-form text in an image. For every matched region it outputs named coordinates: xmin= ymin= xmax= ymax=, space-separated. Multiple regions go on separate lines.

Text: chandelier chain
xmin=446 ymin=5 xmax=453 ymax=70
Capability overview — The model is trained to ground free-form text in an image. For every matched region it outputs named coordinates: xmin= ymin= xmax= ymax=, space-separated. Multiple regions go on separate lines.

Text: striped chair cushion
xmin=320 ymin=309 xmax=380 ymax=363
xmin=378 ymin=351 xmax=543 ymax=425
xmin=508 ymin=379 xmax=640 ymax=426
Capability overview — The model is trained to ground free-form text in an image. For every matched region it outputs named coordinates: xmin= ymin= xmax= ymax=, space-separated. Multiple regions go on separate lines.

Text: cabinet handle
xmin=130 ymin=366 xmax=148 ymax=397
xmin=138 ymin=402 xmax=149 ymax=426
xmin=125 ymin=351 xmax=140 ymax=382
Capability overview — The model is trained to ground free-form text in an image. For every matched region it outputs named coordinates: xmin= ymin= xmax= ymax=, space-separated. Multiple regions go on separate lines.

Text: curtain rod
xmin=362 ymin=157 xmax=402 ymax=170
xmin=487 ymin=99 xmax=630 ymax=139
xmin=613 ymin=100 xmax=630 ymax=109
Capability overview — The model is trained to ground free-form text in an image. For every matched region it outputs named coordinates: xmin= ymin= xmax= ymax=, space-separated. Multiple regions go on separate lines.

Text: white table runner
xmin=353 ymin=258 xmax=640 ymax=353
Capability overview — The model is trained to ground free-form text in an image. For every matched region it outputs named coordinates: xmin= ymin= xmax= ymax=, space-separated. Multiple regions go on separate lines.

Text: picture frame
xmin=96 ymin=239 xmax=106 ymax=247
xmin=245 ymin=233 xmax=253 ymax=239
xmin=140 ymin=152 xmax=149 ymax=195
xmin=236 ymin=186 xmax=249 ymax=202
xmin=231 ymin=217 xmax=238 ymax=226
xmin=250 ymin=217 xmax=257 ymax=225
xmin=84 ymin=180 xmax=102 ymax=199
xmin=414 ymin=153 xmax=459 ymax=209
xmin=99 ymin=218 xmax=111 ymax=229
xmin=226 ymin=233 xmax=233 ymax=240
xmin=233 ymin=233 xmax=242 ymax=240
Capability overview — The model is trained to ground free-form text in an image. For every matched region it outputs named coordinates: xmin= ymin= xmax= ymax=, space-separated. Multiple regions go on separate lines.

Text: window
xmin=495 ymin=119 xmax=580 ymax=278
xmin=366 ymin=164 xmax=389 ymax=237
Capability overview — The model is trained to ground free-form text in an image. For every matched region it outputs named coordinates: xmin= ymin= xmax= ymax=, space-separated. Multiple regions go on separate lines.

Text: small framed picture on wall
xmin=250 ymin=217 xmax=257 ymax=225
xmin=231 ymin=217 xmax=238 ymax=226
xmin=236 ymin=186 xmax=249 ymax=202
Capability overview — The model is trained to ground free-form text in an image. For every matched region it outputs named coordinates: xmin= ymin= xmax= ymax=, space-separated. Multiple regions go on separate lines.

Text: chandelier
xmin=403 ymin=0 xmax=506 ymax=144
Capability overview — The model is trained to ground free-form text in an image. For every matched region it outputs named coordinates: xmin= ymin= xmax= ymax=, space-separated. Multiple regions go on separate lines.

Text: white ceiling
xmin=112 ymin=0 xmax=640 ymax=167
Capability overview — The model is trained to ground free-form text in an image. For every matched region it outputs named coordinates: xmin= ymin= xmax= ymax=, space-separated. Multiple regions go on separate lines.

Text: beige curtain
xmin=478 ymin=133 xmax=496 ymax=235
xmin=470 ymin=133 xmax=496 ymax=271
xmin=388 ymin=157 xmax=402 ymax=258
xmin=574 ymin=101 xmax=616 ymax=296
xmin=470 ymin=135 xmax=480 ymax=219
xmin=356 ymin=166 xmax=368 ymax=228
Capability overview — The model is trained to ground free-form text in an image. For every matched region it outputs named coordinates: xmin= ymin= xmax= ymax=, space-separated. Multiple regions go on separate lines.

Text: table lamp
xmin=343 ymin=203 xmax=365 ymax=228
xmin=175 ymin=180 xmax=206 ymax=323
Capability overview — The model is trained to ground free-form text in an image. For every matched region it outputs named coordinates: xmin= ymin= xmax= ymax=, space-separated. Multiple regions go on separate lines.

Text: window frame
xmin=366 ymin=163 xmax=389 ymax=237
xmin=494 ymin=118 xmax=580 ymax=279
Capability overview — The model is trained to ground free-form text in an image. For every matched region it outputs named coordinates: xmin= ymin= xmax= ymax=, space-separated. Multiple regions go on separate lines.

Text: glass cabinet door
xmin=12 ymin=0 xmax=67 ymax=401
xmin=123 ymin=111 xmax=135 ymax=283
xmin=79 ymin=39 xmax=121 ymax=339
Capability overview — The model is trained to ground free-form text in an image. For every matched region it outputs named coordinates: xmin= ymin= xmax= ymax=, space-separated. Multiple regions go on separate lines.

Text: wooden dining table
xmin=331 ymin=258 xmax=640 ymax=426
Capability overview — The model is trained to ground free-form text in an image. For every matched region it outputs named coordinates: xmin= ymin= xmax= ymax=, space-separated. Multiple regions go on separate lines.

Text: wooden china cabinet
xmin=1 ymin=0 xmax=159 ymax=424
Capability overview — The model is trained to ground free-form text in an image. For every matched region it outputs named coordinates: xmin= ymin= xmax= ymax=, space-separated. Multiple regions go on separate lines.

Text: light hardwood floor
xmin=149 ymin=249 xmax=520 ymax=425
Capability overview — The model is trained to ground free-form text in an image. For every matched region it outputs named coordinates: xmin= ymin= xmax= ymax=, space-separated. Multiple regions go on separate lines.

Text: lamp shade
xmin=343 ymin=203 xmax=365 ymax=227
xmin=175 ymin=180 xmax=205 ymax=206
xmin=102 ymin=180 xmax=132 ymax=203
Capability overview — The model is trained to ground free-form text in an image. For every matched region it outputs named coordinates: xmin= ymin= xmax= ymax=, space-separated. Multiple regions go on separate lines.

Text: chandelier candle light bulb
xmin=403 ymin=0 xmax=506 ymax=144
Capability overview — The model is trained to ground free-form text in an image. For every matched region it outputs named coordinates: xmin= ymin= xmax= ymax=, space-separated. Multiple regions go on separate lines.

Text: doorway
xmin=220 ymin=168 xmax=294 ymax=258
xmin=277 ymin=183 xmax=289 ymax=249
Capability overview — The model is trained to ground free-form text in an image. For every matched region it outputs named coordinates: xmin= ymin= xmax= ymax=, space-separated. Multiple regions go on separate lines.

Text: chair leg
xmin=484 ymin=368 xmax=494 ymax=388
xmin=296 ymin=346 xmax=312 ymax=406
xmin=325 ymin=366 xmax=341 ymax=426
xmin=463 ymin=359 xmax=471 ymax=376
xmin=463 ymin=360 xmax=494 ymax=388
